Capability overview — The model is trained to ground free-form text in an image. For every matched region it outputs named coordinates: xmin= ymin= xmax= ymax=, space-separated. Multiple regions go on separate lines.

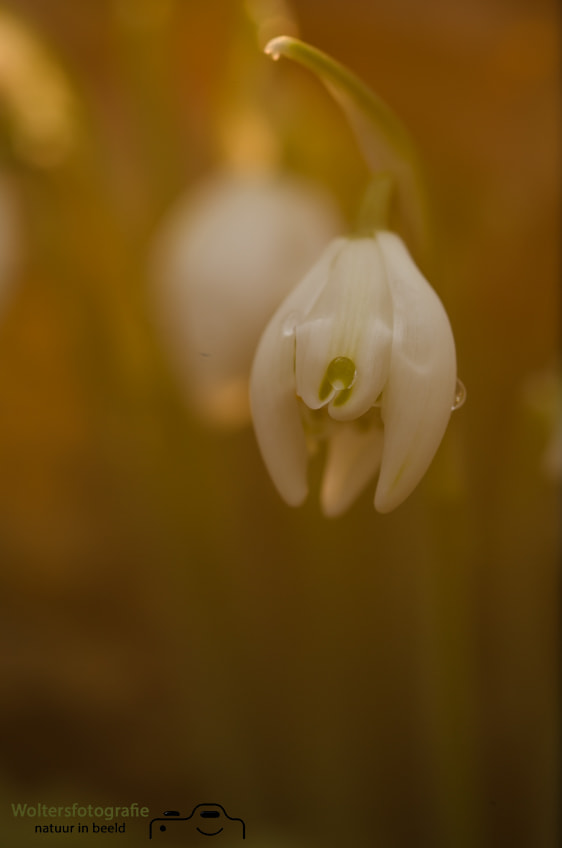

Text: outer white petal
xmin=250 ymin=326 xmax=307 ymax=505
xmin=374 ymin=231 xmax=456 ymax=513
xmin=320 ymin=419 xmax=385 ymax=517
xmin=250 ymin=239 xmax=345 ymax=505
xmin=295 ymin=238 xmax=393 ymax=420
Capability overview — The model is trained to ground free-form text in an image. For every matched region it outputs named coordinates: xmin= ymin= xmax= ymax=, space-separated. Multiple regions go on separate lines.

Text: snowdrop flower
xmin=250 ymin=232 xmax=458 ymax=515
xmin=150 ymin=170 xmax=340 ymax=427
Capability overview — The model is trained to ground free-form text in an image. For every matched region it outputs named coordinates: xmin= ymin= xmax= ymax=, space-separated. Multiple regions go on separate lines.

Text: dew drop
xmin=452 ymin=378 xmax=466 ymax=411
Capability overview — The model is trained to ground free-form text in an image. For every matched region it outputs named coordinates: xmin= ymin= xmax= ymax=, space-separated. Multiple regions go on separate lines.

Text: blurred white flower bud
xmin=150 ymin=170 xmax=341 ymax=427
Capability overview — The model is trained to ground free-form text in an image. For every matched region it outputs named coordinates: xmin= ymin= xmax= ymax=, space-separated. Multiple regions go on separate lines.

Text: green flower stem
xmin=265 ymin=35 xmax=433 ymax=270
xmin=355 ymin=172 xmax=395 ymax=234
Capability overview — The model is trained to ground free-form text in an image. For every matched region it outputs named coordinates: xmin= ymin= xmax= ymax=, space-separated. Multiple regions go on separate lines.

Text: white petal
xmin=250 ymin=243 xmax=345 ymax=505
xmin=250 ymin=326 xmax=307 ymax=505
xmin=374 ymin=231 xmax=456 ymax=513
xmin=320 ymin=418 xmax=385 ymax=517
xmin=295 ymin=238 xmax=393 ymax=420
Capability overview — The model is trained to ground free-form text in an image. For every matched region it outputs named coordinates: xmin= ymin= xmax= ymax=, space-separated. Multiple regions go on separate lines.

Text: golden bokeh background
xmin=0 ymin=0 xmax=559 ymax=846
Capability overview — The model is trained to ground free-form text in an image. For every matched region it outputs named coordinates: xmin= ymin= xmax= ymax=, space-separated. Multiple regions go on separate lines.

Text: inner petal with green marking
xmin=319 ymin=356 xmax=357 ymax=405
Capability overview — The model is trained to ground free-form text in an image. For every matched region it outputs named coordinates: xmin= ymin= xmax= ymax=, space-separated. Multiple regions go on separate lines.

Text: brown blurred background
xmin=0 ymin=0 xmax=559 ymax=846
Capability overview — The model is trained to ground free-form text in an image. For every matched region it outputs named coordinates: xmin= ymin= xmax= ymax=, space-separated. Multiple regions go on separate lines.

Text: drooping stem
xmin=355 ymin=172 xmax=395 ymax=234
xmin=264 ymin=35 xmax=433 ymax=271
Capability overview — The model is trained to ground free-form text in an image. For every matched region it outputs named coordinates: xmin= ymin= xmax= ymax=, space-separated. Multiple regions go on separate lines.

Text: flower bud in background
xmin=0 ymin=8 xmax=77 ymax=168
xmin=250 ymin=232 xmax=458 ymax=515
xmin=521 ymin=368 xmax=562 ymax=482
xmin=150 ymin=169 xmax=341 ymax=427
xmin=149 ymin=7 xmax=344 ymax=428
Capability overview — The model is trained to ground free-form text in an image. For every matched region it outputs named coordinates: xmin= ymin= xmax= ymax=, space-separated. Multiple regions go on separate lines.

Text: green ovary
xmin=318 ymin=356 xmax=357 ymax=403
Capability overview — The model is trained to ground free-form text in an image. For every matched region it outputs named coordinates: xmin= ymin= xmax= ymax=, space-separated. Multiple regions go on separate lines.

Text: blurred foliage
xmin=0 ymin=0 xmax=559 ymax=846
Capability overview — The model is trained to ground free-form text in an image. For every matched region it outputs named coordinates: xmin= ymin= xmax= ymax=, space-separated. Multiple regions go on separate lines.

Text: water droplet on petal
xmin=452 ymin=378 xmax=466 ymax=411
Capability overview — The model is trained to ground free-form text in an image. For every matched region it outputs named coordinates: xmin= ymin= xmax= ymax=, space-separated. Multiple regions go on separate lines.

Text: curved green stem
xmin=265 ymin=35 xmax=433 ymax=271
xmin=355 ymin=172 xmax=395 ymax=234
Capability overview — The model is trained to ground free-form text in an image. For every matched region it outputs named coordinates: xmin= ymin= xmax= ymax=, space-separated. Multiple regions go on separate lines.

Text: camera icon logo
xmin=149 ymin=803 xmax=246 ymax=840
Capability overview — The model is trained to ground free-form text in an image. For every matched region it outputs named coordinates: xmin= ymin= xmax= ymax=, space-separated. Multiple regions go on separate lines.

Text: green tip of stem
xmin=264 ymin=35 xmax=292 ymax=60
